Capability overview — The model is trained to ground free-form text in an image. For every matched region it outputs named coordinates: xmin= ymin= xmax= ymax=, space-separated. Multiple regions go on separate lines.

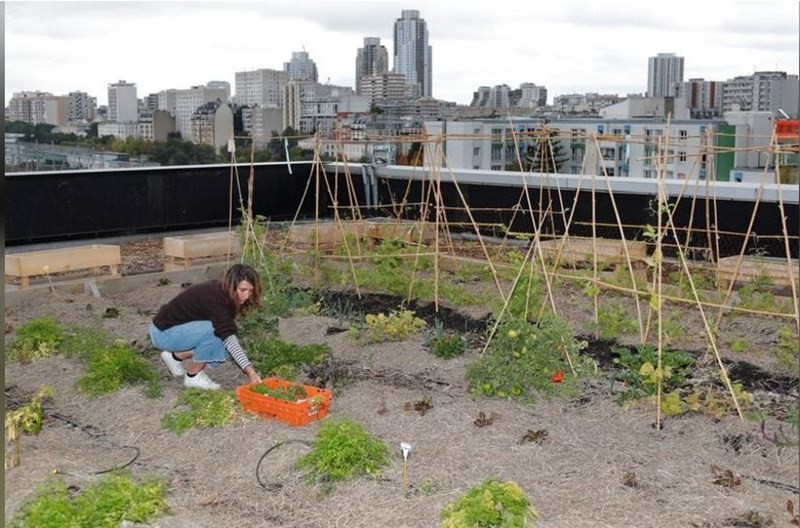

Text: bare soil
xmin=4 ymin=242 xmax=800 ymax=527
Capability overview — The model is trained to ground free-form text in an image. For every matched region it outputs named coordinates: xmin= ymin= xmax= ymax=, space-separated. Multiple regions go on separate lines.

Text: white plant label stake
xmin=401 ymin=442 xmax=412 ymax=497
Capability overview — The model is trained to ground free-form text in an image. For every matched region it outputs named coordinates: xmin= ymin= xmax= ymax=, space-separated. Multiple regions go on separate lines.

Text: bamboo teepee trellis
xmin=228 ymin=123 xmax=799 ymax=425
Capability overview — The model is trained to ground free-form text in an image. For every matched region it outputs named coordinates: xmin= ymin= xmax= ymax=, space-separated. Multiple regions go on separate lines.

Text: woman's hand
xmin=244 ymin=365 xmax=261 ymax=384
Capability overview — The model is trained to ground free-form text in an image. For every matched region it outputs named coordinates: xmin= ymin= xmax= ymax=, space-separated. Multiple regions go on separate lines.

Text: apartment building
xmin=721 ymin=71 xmax=799 ymax=116
xmin=424 ymin=117 xmax=742 ymax=182
xmin=107 ymin=80 xmax=138 ymax=123
xmin=674 ymin=79 xmax=722 ymax=119
xmin=7 ymin=91 xmax=54 ymax=125
xmin=173 ymin=84 xmax=230 ymax=139
xmin=393 ymin=9 xmax=432 ymax=98
xmin=647 ymin=53 xmax=684 ymax=98
xmin=234 ymin=68 xmax=288 ymax=108
xmin=137 ymin=110 xmax=176 ymax=142
xmin=356 ymin=37 xmax=390 ymax=95
xmin=247 ymin=106 xmax=283 ymax=148
xmin=190 ymin=100 xmax=233 ymax=149
xmin=360 ymin=72 xmax=407 ymax=108
xmin=67 ymin=91 xmax=97 ymax=122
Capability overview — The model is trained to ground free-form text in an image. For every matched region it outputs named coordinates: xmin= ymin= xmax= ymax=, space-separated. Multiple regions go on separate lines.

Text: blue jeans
xmin=149 ymin=321 xmax=229 ymax=365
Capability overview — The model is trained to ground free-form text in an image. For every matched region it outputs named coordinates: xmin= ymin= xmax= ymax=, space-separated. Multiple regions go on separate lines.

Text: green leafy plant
xmin=250 ymin=383 xmax=307 ymax=401
xmin=439 ymin=479 xmax=539 ymax=528
xmin=729 ymin=337 xmax=749 ymax=354
xmin=58 ymin=325 xmax=161 ymax=398
xmin=161 ymin=388 xmax=241 ymax=435
xmin=9 ymin=472 xmax=169 ymax=528
xmin=612 ymin=344 xmax=695 ymax=403
xmin=350 ymin=309 xmax=426 ymax=344
xmin=736 ymin=272 xmax=778 ymax=313
xmin=594 ymin=302 xmax=639 ymax=339
xmin=244 ymin=336 xmax=331 ymax=380
xmin=78 ymin=339 xmax=161 ymax=398
xmin=6 ymin=317 xmax=64 ymax=362
xmin=774 ymin=324 xmax=799 ymax=369
xmin=501 ymin=274 xmax=543 ymax=322
xmin=296 ymin=417 xmax=389 ymax=484
xmin=467 ymin=315 xmax=587 ymax=404
xmin=425 ymin=319 xmax=468 ymax=359
xmin=5 ymin=387 xmax=53 ymax=469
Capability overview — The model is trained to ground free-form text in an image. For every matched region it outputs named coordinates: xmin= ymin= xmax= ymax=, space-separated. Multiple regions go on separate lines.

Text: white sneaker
xmin=160 ymin=351 xmax=186 ymax=377
xmin=184 ymin=371 xmax=221 ymax=391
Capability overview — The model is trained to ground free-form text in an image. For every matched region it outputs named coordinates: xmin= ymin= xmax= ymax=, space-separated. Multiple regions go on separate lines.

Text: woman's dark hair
xmin=221 ymin=264 xmax=263 ymax=314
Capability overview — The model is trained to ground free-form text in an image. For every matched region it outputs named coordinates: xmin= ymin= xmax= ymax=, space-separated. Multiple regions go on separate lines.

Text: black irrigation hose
xmin=256 ymin=439 xmax=313 ymax=490
xmin=44 ymin=406 xmax=141 ymax=475
xmin=741 ymin=474 xmax=800 ymax=494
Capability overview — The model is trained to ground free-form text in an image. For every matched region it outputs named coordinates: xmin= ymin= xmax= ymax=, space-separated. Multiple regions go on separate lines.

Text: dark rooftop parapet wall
xmin=372 ymin=167 xmax=800 ymax=260
xmin=6 ymin=162 xmax=798 ymax=260
xmin=5 ymin=162 xmax=366 ymax=245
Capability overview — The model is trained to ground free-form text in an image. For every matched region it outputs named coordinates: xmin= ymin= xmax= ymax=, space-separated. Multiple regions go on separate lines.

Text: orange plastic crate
xmin=236 ymin=377 xmax=332 ymax=426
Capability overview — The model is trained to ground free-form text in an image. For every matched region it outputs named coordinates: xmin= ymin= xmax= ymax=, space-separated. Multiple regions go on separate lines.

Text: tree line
xmin=4 ymin=121 xmax=319 ymax=166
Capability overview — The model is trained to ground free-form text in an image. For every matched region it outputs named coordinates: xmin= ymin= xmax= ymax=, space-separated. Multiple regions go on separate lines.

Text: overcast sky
xmin=5 ymin=1 xmax=799 ymax=107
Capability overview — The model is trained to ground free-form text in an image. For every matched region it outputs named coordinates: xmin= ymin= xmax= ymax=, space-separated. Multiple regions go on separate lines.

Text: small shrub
xmin=439 ymin=479 xmax=539 ymax=528
xmin=425 ymin=319 xmax=468 ymax=359
xmin=161 ymin=388 xmax=241 ymax=435
xmin=6 ymin=317 xmax=64 ymax=362
xmin=78 ymin=339 xmax=160 ymax=398
xmin=9 ymin=472 xmax=169 ymax=528
xmin=350 ymin=309 xmax=426 ymax=344
xmin=296 ymin=417 xmax=389 ymax=484
xmin=467 ymin=315 xmax=586 ymax=404
xmin=427 ymin=334 xmax=468 ymax=359
xmin=612 ymin=344 xmax=695 ymax=403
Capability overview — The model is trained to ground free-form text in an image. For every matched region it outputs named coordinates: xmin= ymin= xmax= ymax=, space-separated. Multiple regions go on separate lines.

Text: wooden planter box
xmin=286 ymin=222 xmax=365 ymax=251
xmin=163 ymin=231 xmax=240 ymax=270
xmin=538 ymin=237 xmax=648 ymax=266
xmin=5 ymin=244 xmax=121 ymax=288
xmin=717 ymin=255 xmax=799 ymax=289
xmin=286 ymin=220 xmax=437 ymax=252
xmin=364 ymin=220 xmax=436 ymax=244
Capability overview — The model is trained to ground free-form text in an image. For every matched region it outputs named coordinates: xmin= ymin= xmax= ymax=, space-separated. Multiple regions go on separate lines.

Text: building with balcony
xmin=424 ymin=116 xmax=745 ymax=182
xmin=721 ymin=71 xmax=799 ymax=116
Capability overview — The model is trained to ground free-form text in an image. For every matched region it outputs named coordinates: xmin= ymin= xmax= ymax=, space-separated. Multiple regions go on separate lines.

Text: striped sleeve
xmin=223 ymin=335 xmax=251 ymax=371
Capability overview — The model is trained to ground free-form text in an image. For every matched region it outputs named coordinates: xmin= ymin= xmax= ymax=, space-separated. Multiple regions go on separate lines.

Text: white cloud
xmin=5 ymin=0 xmax=798 ymax=106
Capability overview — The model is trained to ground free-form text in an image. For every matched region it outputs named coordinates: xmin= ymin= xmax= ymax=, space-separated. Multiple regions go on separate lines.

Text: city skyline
xmin=5 ymin=1 xmax=799 ymax=107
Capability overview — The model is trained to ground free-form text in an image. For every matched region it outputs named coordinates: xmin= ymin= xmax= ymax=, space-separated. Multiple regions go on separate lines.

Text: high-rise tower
xmin=284 ymin=51 xmax=318 ymax=82
xmin=356 ymin=37 xmax=389 ymax=95
xmin=392 ymin=9 xmax=432 ymax=98
xmin=647 ymin=53 xmax=684 ymax=98
xmin=107 ymin=80 xmax=138 ymax=122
